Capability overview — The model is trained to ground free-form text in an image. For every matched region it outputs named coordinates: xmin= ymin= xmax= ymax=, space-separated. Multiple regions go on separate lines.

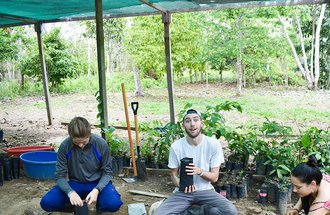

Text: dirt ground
xmin=1 ymin=84 xmax=328 ymax=215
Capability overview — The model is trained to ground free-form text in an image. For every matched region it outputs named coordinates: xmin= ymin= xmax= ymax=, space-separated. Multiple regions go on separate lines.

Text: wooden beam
xmin=124 ymin=167 xmax=267 ymax=181
xmin=139 ymin=0 xmax=166 ymax=13
xmin=95 ymin=0 xmax=109 ymax=139
xmin=128 ymin=189 xmax=169 ymax=198
xmin=163 ymin=12 xmax=176 ymax=124
xmin=0 ymin=13 xmax=37 ymax=24
xmin=35 ymin=23 xmax=53 ymax=126
xmin=61 ymin=122 xmax=135 ymax=131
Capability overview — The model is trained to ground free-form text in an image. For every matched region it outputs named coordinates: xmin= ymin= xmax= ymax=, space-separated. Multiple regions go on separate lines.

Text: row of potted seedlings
xmin=214 ymin=171 xmax=252 ymax=200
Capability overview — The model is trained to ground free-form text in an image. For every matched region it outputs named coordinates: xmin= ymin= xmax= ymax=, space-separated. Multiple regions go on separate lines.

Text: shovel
xmin=131 ymin=102 xmax=147 ymax=181
xmin=121 ymin=83 xmax=137 ymax=177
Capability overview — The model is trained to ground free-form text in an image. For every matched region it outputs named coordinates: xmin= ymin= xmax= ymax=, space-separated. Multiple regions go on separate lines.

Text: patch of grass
xmin=175 ymin=69 xmax=236 ymax=84
xmin=0 ymin=80 xmax=44 ymax=99
xmin=1 ymin=72 xmax=328 ymax=132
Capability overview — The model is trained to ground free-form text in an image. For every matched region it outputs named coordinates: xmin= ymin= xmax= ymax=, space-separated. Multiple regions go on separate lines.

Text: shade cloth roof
xmin=0 ymin=0 xmax=328 ymax=28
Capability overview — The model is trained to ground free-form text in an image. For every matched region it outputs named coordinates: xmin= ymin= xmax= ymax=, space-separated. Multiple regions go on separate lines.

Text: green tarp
xmin=0 ymin=0 xmax=328 ymax=27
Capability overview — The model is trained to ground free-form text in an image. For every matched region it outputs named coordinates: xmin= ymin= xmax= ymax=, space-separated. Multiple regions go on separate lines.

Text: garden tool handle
xmin=131 ymin=102 xmax=139 ymax=115
xmin=121 ymin=83 xmax=137 ymax=177
xmin=131 ymin=102 xmax=140 ymax=148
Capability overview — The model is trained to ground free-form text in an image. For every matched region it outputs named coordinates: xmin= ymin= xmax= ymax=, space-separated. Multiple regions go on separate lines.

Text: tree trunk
xmin=6 ymin=62 xmax=11 ymax=80
xmin=310 ymin=5 xmax=317 ymax=77
xmin=206 ymin=63 xmax=209 ymax=88
xmin=252 ymin=72 xmax=256 ymax=88
xmin=281 ymin=57 xmax=289 ymax=88
xmin=278 ymin=13 xmax=312 ymax=89
xmin=314 ymin=4 xmax=326 ymax=90
xmin=107 ymin=39 xmax=112 ymax=76
xmin=87 ymin=39 xmax=91 ymax=80
xmin=20 ymin=73 xmax=24 ymax=90
xmin=236 ymin=15 xmax=243 ymax=96
xmin=219 ymin=70 xmax=223 ymax=83
xmin=242 ymin=65 xmax=246 ymax=88
xmin=296 ymin=15 xmax=312 ymax=79
xmin=133 ymin=66 xmax=144 ymax=97
xmin=11 ymin=63 xmax=15 ymax=80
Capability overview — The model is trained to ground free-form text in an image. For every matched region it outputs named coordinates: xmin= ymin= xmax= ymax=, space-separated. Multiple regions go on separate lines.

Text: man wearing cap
xmin=155 ymin=109 xmax=237 ymax=215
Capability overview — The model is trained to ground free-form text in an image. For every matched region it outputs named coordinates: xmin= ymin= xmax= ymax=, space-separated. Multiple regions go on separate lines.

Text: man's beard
xmin=185 ymin=127 xmax=202 ymax=139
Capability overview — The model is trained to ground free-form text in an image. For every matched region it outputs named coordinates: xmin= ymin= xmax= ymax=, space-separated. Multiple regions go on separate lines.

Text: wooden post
xmin=95 ymin=0 xmax=109 ymax=139
xmin=35 ymin=23 xmax=53 ymax=125
xmin=162 ymin=12 xmax=175 ymax=124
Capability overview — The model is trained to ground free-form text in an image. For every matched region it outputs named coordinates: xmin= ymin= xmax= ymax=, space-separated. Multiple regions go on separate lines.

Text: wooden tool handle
xmin=121 ymin=83 xmax=137 ymax=177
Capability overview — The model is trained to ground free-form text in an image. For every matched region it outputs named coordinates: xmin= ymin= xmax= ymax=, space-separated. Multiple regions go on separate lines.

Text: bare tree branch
xmin=314 ymin=4 xmax=326 ymax=90
xmin=295 ymin=14 xmax=312 ymax=81
xmin=277 ymin=13 xmax=309 ymax=81
xmin=310 ymin=4 xmax=317 ymax=77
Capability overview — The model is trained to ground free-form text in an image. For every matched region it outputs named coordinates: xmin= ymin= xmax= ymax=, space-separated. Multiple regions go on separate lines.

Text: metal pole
xmin=35 ymin=23 xmax=53 ymax=125
xmin=162 ymin=12 xmax=175 ymax=124
xmin=95 ymin=0 xmax=109 ymax=139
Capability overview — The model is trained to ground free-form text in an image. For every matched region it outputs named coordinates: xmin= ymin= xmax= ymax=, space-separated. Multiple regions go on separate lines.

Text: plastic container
xmin=20 ymin=151 xmax=57 ymax=180
xmin=4 ymin=145 xmax=54 ymax=157
xmin=4 ymin=146 xmax=54 ymax=167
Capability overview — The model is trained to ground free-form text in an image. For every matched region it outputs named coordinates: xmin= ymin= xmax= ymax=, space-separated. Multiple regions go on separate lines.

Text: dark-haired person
xmin=40 ymin=117 xmax=122 ymax=213
xmin=155 ymin=109 xmax=237 ymax=215
xmin=286 ymin=156 xmax=330 ymax=215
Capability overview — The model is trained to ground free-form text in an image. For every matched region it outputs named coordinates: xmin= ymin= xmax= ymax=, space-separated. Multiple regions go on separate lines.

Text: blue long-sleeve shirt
xmin=55 ymin=134 xmax=112 ymax=195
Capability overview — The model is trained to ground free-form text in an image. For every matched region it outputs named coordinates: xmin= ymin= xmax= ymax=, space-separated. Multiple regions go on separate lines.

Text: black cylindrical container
xmin=179 ymin=157 xmax=193 ymax=192
xmin=225 ymin=184 xmax=231 ymax=199
xmin=11 ymin=156 xmax=20 ymax=179
xmin=237 ymin=183 xmax=247 ymax=199
xmin=75 ymin=202 xmax=89 ymax=215
xmin=3 ymin=157 xmax=12 ymax=181
xmin=277 ymin=190 xmax=289 ymax=215
xmin=0 ymin=158 xmax=3 ymax=186
xmin=111 ymin=157 xmax=118 ymax=175
xmin=230 ymin=184 xmax=238 ymax=199
xmin=225 ymin=160 xmax=233 ymax=171
xmin=0 ymin=129 xmax=3 ymax=143
xmin=258 ymin=189 xmax=268 ymax=204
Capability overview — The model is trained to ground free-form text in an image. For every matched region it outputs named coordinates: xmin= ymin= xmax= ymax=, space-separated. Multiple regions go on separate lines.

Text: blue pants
xmin=40 ymin=180 xmax=122 ymax=212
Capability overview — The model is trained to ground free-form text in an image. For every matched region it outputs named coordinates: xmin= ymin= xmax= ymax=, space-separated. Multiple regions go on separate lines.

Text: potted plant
xmin=104 ymin=126 xmax=129 ymax=173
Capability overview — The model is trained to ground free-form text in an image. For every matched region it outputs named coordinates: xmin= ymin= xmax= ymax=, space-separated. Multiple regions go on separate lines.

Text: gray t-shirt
xmin=55 ymin=134 xmax=112 ymax=195
xmin=168 ymin=135 xmax=224 ymax=191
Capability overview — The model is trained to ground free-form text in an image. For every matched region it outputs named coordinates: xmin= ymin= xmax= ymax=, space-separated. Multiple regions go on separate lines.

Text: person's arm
xmin=86 ymin=137 xmax=111 ymax=204
xmin=94 ymin=138 xmax=112 ymax=192
xmin=186 ymin=164 xmax=220 ymax=183
xmin=170 ymin=168 xmax=180 ymax=187
xmin=286 ymin=198 xmax=302 ymax=215
xmin=55 ymin=140 xmax=74 ymax=195
xmin=55 ymin=140 xmax=84 ymax=206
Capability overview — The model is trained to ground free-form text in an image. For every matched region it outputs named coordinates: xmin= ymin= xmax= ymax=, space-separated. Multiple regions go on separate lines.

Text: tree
xmin=124 ymin=13 xmax=206 ymax=81
xmin=20 ymin=27 xmax=83 ymax=90
xmin=0 ymin=27 xmax=21 ymax=81
xmin=277 ymin=5 xmax=327 ymax=90
xmin=83 ymin=18 xmax=127 ymax=75
xmin=315 ymin=8 xmax=329 ymax=89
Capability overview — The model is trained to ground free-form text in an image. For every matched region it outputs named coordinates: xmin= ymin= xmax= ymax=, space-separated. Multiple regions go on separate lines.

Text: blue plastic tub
xmin=20 ymin=151 xmax=57 ymax=180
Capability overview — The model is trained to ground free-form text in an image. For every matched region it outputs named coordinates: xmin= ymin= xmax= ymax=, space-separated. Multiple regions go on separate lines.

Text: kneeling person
xmin=40 ymin=117 xmax=122 ymax=213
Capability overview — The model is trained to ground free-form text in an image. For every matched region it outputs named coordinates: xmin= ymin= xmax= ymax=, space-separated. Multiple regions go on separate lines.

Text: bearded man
xmin=155 ymin=109 xmax=237 ymax=215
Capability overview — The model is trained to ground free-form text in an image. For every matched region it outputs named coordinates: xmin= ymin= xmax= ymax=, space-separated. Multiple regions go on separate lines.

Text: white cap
xmin=183 ymin=109 xmax=202 ymax=120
